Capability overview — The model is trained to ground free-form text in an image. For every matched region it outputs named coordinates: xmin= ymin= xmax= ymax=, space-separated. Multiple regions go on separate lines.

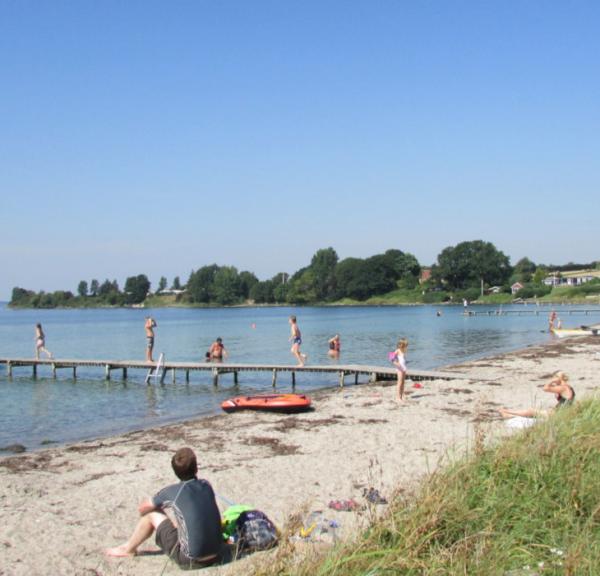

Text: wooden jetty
xmin=0 ymin=357 xmax=466 ymax=387
xmin=463 ymin=308 xmax=600 ymax=317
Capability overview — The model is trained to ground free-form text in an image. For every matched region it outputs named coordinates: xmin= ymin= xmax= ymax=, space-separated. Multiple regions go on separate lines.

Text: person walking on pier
xmin=34 ymin=323 xmax=52 ymax=359
xmin=289 ymin=315 xmax=307 ymax=366
xmin=145 ymin=316 xmax=157 ymax=362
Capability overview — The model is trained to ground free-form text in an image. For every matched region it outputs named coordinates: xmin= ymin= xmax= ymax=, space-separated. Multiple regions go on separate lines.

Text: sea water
xmin=1 ymin=303 xmax=599 ymax=452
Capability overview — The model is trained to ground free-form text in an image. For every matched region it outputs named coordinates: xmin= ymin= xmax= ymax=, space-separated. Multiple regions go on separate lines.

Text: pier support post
xmin=73 ymin=367 xmax=77 ymax=380
xmin=7 ymin=361 xmax=12 ymax=378
xmin=185 ymin=370 xmax=190 ymax=383
xmin=52 ymin=363 xmax=57 ymax=379
xmin=233 ymin=371 xmax=239 ymax=386
xmin=122 ymin=368 xmax=127 ymax=380
xmin=339 ymin=371 xmax=345 ymax=387
xmin=354 ymin=372 xmax=359 ymax=385
xmin=212 ymin=368 xmax=219 ymax=388
xmin=370 ymin=372 xmax=377 ymax=384
xmin=172 ymin=369 xmax=176 ymax=384
xmin=105 ymin=365 xmax=111 ymax=380
xmin=272 ymin=369 xmax=277 ymax=388
xmin=291 ymin=371 xmax=296 ymax=389
xmin=32 ymin=363 xmax=37 ymax=379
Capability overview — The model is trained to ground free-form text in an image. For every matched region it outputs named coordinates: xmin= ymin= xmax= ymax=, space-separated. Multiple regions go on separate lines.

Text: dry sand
xmin=1 ymin=336 xmax=599 ymax=576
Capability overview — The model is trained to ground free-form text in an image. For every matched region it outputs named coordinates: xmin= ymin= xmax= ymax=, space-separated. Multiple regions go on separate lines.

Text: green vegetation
xmin=539 ymin=279 xmax=600 ymax=303
xmin=257 ymin=399 xmax=600 ymax=575
xmin=8 ymin=241 xmax=600 ymax=308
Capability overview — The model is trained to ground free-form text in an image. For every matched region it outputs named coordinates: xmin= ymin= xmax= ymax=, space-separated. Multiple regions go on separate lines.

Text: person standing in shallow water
xmin=34 ymin=323 xmax=52 ymax=359
xmin=145 ymin=317 xmax=157 ymax=362
xmin=289 ymin=315 xmax=307 ymax=366
xmin=328 ymin=334 xmax=341 ymax=358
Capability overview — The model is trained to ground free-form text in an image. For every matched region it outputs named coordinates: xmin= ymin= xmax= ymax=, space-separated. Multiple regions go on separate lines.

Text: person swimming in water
xmin=327 ymin=334 xmax=341 ymax=358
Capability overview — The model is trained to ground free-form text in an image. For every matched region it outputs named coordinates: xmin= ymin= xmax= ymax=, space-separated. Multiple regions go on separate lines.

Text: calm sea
xmin=1 ymin=303 xmax=599 ymax=452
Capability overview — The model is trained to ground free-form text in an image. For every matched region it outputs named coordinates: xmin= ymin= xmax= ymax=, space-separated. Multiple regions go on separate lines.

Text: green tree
xmin=310 ymin=247 xmax=339 ymax=301
xmin=514 ymin=257 xmax=536 ymax=283
xmin=435 ymin=240 xmax=512 ymax=291
xmin=383 ymin=249 xmax=421 ymax=279
xmin=286 ymin=267 xmax=318 ymax=304
xmin=90 ymin=279 xmax=99 ymax=296
xmin=187 ymin=265 xmax=219 ymax=303
xmin=250 ymin=280 xmax=274 ymax=303
xmin=172 ymin=276 xmax=181 ymax=290
xmin=238 ymin=271 xmax=259 ymax=299
xmin=334 ymin=258 xmax=370 ymax=300
xmin=10 ymin=287 xmax=35 ymax=306
xmin=212 ymin=266 xmax=241 ymax=305
xmin=98 ymin=279 xmax=115 ymax=296
xmin=77 ymin=280 xmax=88 ymax=297
xmin=158 ymin=277 xmax=168 ymax=292
xmin=124 ymin=274 xmax=151 ymax=304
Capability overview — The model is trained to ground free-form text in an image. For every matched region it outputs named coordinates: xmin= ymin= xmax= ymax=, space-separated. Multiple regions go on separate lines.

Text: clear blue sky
xmin=1 ymin=1 xmax=598 ymax=300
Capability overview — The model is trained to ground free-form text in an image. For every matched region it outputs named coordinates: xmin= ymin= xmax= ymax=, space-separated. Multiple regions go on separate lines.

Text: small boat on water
xmin=551 ymin=326 xmax=599 ymax=339
xmin=221 ymin=393 xmax=312 ymax=414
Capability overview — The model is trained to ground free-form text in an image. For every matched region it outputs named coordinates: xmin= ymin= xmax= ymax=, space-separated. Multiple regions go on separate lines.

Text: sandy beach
xmin=1 ymin=336 xmax=599 ymax=576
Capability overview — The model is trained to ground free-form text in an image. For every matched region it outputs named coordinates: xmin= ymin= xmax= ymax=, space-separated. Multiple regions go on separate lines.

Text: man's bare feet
xmin=105 ymin=545 xmax=135 ymax=558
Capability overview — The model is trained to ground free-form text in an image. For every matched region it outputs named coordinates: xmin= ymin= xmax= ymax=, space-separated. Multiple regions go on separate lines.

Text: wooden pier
xmin=463 ymin=308 xmax=600 ymax=317
xmin=0 ymin=357 xmax=465 ymax=387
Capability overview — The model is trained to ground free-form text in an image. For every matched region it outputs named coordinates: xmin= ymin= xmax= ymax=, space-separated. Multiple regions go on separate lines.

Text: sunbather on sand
xmin=499 ymin=371 xmax=575 ymax=419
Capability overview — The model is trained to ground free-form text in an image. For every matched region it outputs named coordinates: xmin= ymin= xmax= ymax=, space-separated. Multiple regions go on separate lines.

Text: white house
xmin=543 ymin=269 xmax=600 ymax=287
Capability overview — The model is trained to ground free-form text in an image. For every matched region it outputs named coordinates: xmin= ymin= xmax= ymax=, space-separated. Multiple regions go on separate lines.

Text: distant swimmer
xmin=206 ymin=337 xmax=228 ymax=362
xmin=145 ymin=316 xmax=157 ymax=362
xmin=289 ymin=315 xmax=307 ymax=366
xmin=328 ymin=334 xmax=341 ymax=358
xmin=34 ymin=323 xmax=52 ymax=359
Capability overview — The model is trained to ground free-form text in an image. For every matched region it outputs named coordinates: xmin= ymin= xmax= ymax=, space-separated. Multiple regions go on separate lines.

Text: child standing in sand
xmin=289 ymin=315 xmax=307 ymax=366
xmin=393 ymin=339 xmax=408 ymax=403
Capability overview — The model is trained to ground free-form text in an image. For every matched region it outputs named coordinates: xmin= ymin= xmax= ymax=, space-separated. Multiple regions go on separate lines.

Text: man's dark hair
xmin=171 ymin=447 xmax=198 ymax=480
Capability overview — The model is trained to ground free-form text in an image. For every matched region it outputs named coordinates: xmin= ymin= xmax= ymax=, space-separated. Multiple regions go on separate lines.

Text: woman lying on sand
xmin=499 ymin=371 xmax=575 ymax=419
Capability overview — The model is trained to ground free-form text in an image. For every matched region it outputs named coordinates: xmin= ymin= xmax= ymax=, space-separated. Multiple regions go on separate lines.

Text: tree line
xmin=9 ymin=240 xmax=600 ymax=308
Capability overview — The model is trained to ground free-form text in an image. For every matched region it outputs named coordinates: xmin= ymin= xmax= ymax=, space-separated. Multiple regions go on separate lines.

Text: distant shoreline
xmin=6 ymin=298 xmax=600 ymax=311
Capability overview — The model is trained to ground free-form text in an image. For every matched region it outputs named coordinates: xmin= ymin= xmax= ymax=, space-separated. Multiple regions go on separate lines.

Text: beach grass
xmin=254 ymin=399 xmax=600 ymax=575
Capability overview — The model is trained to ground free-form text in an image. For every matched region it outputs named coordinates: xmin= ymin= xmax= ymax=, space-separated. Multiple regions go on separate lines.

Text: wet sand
xmin=1 ymin=336 xmax=599 ymax=575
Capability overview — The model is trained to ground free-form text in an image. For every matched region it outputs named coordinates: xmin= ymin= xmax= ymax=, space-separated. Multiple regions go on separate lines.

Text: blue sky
xmin=1 ymin=1 xmax=598 ymax=300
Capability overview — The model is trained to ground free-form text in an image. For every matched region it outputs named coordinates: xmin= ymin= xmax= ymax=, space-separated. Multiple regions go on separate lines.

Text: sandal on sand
xmin=363 ymin=487 xmax=388 ymax=505
xmin=328 ymin=499 xmax=359 ymax=512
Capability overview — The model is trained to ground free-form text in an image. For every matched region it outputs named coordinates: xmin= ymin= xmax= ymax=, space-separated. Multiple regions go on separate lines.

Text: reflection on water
xmin=1 ymin=303 xmax=599 ymax=451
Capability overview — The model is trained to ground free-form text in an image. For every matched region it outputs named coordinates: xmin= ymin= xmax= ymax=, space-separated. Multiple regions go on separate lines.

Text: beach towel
xmin=506 ymin=416 xmax=536 ymax=429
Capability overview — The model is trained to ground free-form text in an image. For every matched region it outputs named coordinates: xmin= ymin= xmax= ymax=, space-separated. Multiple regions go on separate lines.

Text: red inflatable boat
xmin=221 ymin=393 xmax=312 ymax=414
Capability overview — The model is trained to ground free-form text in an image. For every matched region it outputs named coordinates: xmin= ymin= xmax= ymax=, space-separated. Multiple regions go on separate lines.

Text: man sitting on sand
xmin=106 ymin=447 xmax=223 ymax=569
